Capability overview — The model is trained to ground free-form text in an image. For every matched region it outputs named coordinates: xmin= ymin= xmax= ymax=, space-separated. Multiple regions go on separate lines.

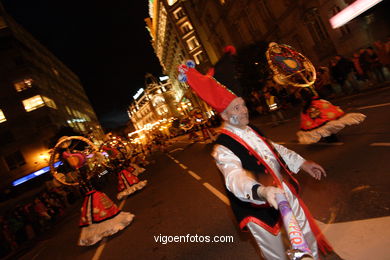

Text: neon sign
xmin=329 ymin=0 xmax=383 ymax=28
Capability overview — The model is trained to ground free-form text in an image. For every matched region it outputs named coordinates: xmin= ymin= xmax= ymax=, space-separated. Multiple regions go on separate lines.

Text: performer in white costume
xmin=178 ymin=55 xmax=334 ymax=259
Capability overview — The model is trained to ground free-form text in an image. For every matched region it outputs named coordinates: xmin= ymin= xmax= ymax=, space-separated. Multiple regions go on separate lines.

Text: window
xmin=173 ymin=7 xmax=185 ymax=20
xmin=167 ymin=0 xmax=178 ymax=6
xmin=193 ymin=51 xmax=204 ymax=65
xmin=22 ymin=95 xmax=45 ymax=112
xmin=5 ymin=151 xmax=26 ymax=170
xmin=42 ymin=96 xmax=57 ymax=109
xmin=14 ymin=78 xmax=33 ymax=92
xmin=304 ymin=8 xmax=329 ymax=43
xmin=186 ymin=36 xmax=199 ymax=51
xmin=330 ymin=6 xmax=351 ymax=37
xmin=180 ymin=21 xmax=193 ymax=34
xmin=0 ymin=109 xmax=6 ymax=123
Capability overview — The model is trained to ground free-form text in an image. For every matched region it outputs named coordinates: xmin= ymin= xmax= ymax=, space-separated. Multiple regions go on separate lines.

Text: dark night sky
xmin=2 ymin=0 xmax=162 ymax=130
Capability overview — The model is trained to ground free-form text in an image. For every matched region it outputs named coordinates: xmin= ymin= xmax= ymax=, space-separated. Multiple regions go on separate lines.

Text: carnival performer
xmin=54 ymin=136 xmax=134 ymax=246
xmin=127 ymin=162 xmax=146 ymax=176
xmin=78 ymin=190 xmax=134 ymax=246
xmin=297 ymin=88 xmax=366 ymax=144
xmin=178 ymin=59 xmax=335 ymax=259
xmin=117 ymin=166 xmax=147 ymax=200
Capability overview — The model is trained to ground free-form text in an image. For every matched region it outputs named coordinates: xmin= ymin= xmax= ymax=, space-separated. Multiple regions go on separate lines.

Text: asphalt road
xmin=17 ymin=86 xmax=390 ymax=260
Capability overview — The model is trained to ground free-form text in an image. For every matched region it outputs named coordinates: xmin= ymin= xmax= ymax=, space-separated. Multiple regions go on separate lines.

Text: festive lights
xmin=329 ymin=0 xmax=383 ymax=28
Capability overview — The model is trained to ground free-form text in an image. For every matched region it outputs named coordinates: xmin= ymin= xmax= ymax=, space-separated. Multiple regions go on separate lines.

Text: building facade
xmin=180 ymin=0 xmax=389 ymax=66
xmin=146 ymin=0 xmax=388 ymax=84
xmin=140 ymin=0 xmax=388 ymax=130
xmin=0 ymin=6 xmax=104 ymax=188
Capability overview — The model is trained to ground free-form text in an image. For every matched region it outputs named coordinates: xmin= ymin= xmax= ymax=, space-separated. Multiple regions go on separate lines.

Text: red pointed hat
xmin=178 ymin=64 xmax=237 ymax=113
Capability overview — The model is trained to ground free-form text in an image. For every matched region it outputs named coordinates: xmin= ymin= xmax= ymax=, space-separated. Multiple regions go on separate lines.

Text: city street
xmin=17 ymin=86 xmax=390 ymax=260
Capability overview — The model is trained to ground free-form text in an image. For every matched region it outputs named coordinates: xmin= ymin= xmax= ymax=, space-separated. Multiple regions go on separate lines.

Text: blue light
xmin=12 ymin=161 xmax=62 ymax=186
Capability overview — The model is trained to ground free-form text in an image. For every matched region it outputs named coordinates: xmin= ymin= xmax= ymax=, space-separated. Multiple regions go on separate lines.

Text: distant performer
xmin=297 ymin=88 xmax=366 ymax=144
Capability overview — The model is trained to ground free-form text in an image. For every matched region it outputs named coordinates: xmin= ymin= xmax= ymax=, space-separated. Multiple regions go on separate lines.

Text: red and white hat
xmin=178 ymin=60 xmax=238 ymax=113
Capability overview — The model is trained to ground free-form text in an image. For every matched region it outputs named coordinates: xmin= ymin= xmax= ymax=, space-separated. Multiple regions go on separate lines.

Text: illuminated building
xmin=0 ymin=6 xmax=104 ymax=189
xmin=148 ymin=0 xmax=388 ymax=73
xmin=145 ymin=0 xmax=214 ymax=119
xmin=127 ymin=74 xmax=177 ymax=139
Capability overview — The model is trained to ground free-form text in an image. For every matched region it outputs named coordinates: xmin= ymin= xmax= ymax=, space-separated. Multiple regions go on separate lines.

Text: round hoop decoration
xmin=266 ymin=42 xmax=316 ymax=88
xmin=49 ymin=136 xmax=99 ymax=186
xmin=99 ymin=136 xmax=131 ymax=161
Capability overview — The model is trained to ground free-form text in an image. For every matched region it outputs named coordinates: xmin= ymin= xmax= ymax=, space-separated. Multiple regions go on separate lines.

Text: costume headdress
xmin=178 ymin=46 xmax=241 ymax=113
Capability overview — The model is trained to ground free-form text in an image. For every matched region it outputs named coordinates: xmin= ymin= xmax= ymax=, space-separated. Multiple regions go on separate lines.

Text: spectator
xmin=330 ymin=55 xmax=359 ymax=94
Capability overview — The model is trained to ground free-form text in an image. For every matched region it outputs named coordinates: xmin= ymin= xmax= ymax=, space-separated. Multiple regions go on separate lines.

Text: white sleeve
xmin=272 ymin=142 xmax=305 ymax=173
xmin=212 ymin=144 xmax=266 ymax=205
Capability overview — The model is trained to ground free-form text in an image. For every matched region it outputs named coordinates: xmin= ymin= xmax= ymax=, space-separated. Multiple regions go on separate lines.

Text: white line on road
xmin=92 ymin=239 xmax=107 ymax=260
xmin=202 ymin=182 xmax=230 ymax=206
xmin=169 ymin=148 xmax=184 ymax=153
xmin=370 ymin=142 xmax=390 ymax=147
xmin=317 ymin=216 xmax=390 ymax=260
xmin=187 ymin=170 xmax=202 ymax=180
xmin=92 ymin=198 xmax=127 ymax=260
xmin=179 ymin=163 xmax=188 ymax=170
xmin=356 ymin=102 xmax=390 ymax=110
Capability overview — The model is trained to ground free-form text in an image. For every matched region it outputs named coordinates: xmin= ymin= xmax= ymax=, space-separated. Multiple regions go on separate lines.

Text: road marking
xmin=168 ymin=154 xmax=229 ymax=207
xmin=92 ymin=238 xmax=107 ymax=260
xmin=356 ymin=102 xmax=390 ymax=110
xmin=370 ymin=142 xmax=390 ymax=147
xmin=179 ymin=163 xmax=188 ymax=170
xmin=202 ymin=182 xmax=230 ymax=206
xmin=317 ymin=216 xmax=390 ymax=260
xmin=169 ymin=148 xmax=184 ymax=153
xmin=187 ymin=170 xmax=202 ymax=180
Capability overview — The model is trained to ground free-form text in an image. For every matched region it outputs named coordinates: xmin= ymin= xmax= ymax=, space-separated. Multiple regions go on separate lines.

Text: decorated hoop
xmin=49 ymin=136 xmax=101 ymax=186
xmin=99 ymin=136 xmax=131 ymax=163
xmin=266 ymin=42 xmax=316 ymax=88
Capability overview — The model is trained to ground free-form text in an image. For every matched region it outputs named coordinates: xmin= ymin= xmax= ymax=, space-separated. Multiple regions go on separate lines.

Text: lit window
xmin=23 ymin=95 xmax=45 ymax=112
xmin=0 ymin=109 xmax=6 ymax=123
xmin=186 ymin=36 xmax=199 ymax=51
xmin=42 ymin=96 xmax=57 ymax=109
xmin=193 ymin=51 xmax=204 ymax=64
xmin=167 ymin=0 xmax=178 ymax=6
xmin=180 ymin=22 xmax=193 ymax=34
xmin=52 ymin=68 xmax=59 ymax=76
xmin=173 ymin=7 xmax=185 ymax=20
xmin=14 ymin=78 xmax=33 ymax=92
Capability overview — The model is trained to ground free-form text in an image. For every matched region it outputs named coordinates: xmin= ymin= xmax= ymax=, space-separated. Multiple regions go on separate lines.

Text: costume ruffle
xmin=78 ymin=211 xmax=134 ymax=246
xmin=128 ymin=164 xmax=146 ymax=176
xmin=297 ymin=113 xmax=366 ymax=144
xmin=117 ymin=180 xmax=148 ymax=200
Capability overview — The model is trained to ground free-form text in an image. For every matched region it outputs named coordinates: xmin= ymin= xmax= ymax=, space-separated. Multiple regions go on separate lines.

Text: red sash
xmin=219 ymin=127 xmax=333 ymax=254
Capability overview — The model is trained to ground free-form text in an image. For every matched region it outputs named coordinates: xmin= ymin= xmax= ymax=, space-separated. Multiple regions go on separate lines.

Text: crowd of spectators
xmin=0 ymin=185 xmax=81 ymax=258
xmin=247 ymin=41 xmax=390 ymax=120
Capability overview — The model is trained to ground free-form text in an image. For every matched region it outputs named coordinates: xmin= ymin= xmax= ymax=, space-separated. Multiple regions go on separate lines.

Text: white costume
xmin=213 ymin=123 xmax=319 ymax=260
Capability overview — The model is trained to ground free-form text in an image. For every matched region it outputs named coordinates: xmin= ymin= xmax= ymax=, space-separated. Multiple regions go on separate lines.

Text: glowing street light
xmin=329 ymin=0 xmax=383 ymax=29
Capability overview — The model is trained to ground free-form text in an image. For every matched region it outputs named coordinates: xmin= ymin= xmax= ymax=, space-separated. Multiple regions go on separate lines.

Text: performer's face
xmin=222 ymin=97 xmax=249 ymax=128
